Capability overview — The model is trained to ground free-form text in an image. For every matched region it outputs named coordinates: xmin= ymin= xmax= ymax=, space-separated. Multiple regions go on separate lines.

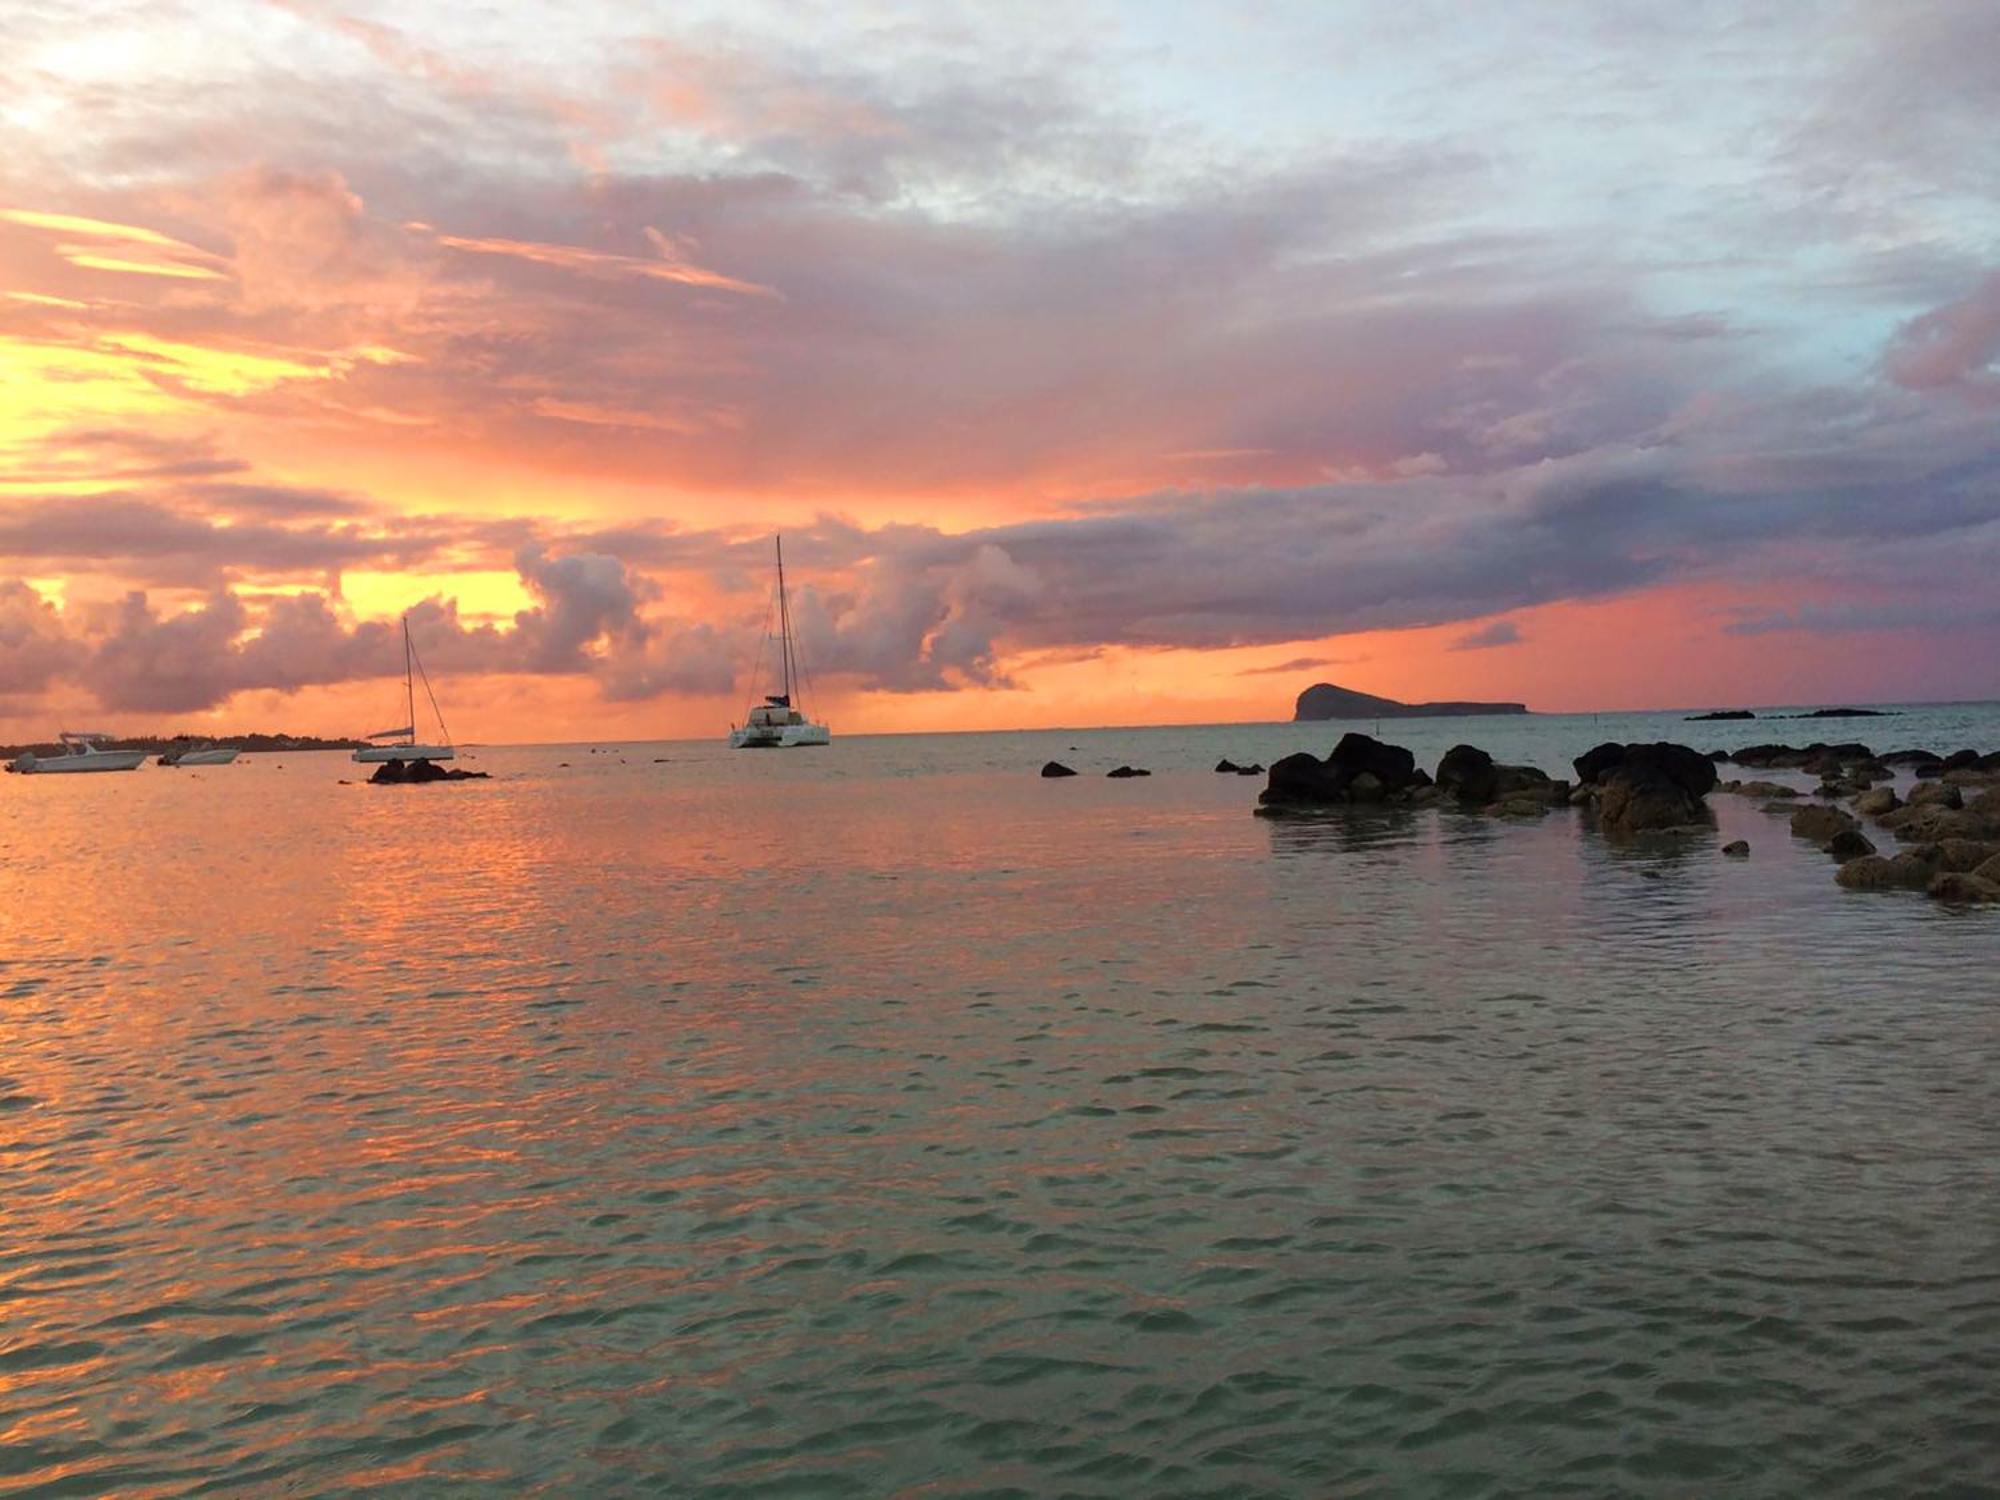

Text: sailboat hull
xmin=353 ymin=744 xmax=455 ymax=763
xmin=729 ymin=723 xmax=830 ymax=749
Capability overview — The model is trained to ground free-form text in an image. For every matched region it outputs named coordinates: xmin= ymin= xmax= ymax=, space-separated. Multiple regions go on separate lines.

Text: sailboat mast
xmin=776 ymin=535 xmax=795 ymax=703
xmin=403 ymin=617 xmax=415 ymax=746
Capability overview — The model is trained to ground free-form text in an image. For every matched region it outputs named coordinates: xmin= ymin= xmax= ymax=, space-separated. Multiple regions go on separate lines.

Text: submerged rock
xmin=1853 ymin=787 xmax=1901 ymax=817
xmin=1908 ymin=782 xmax=1963 ymax=810
xmin=1790 ymin=804 xmax=1857 ymax=844
xmin=1935 ymin=839 xmax=2000 ymax=873
xmin=1725 ymin=780 xmax=1800 ymax=799
xmin=1214 ymin=758 xmax=1243 ymax=774
xmin=1827 ymin=828 xmax=1877 ymax=863
xmin=1040 ymin=761 xmax=1079 ymax=778
xmin=1836 ymin=850 xmax=1942 ymax=891
xmin=1927 ymin=871 xmax=2000 ymax=905
xmin=1106 ymin=765 xmax=1151 ymax=778
xmin=1721 ymin=840 xmax=1750 ymax=857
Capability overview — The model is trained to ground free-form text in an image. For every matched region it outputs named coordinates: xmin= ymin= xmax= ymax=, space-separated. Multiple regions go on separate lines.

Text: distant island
xmin=1293 ymin=682 xmax=1529 ymax=722
xmin=0 ymin=731 xmax=363 ymax=759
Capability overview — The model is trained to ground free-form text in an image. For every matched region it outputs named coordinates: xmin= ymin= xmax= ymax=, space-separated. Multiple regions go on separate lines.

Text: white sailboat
xmin=729 ymin=536 xmax=830 ymax=749
xmin=9 ymin=731 xmax=149 ymax=774
xmin=353 ymin=615 xmax=455 ymax=763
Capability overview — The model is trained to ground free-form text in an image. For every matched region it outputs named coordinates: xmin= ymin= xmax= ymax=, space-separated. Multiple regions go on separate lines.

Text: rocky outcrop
xmin=1826 ymin=828 xmax=1877 ymax=863
xmin=1853 ymin=787 xmax=1900 ymax=817
xmin=1721 ymin=840 xmax=1750 ymax=857
xmin=1579 ymin=743 xmax=1717 ymax=835
xmin=1836 ymin=850 xmax=1943 ymax=891
xmin=1688 ymin=709 xmax=1756 ymax=720
xmin=1927 ymin=872 xmax=2000 ymax=905
xmin=1258 ymin=733 xmax=1432 ymax=811
xmin=1727 ymin=741 xmax=1875 ymax=770
xmin=1722 ymin=779 xmax=1800 ymax=799
xmin=1790 ymin=804 xmax=1858 ymax=844
xmin=1908 ymin=782 xmax=1963 ymax=810
xmin=1106 ymin=765 xmax=1151 ymax=778
xmin=1935 ymin=839 xmax=2000 ymax=873
xmin=1293 ymin=683 xmax=1528 ymax=722
xmin=1040 ymin=761 xmax=1078 ymax=778
xmin=368 ymin=758 xmax=489 ymax=784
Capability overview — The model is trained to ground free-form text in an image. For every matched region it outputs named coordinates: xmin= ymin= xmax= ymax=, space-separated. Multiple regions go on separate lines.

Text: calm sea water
xmin=3 ymin=706 xmax=1996 ymax=1497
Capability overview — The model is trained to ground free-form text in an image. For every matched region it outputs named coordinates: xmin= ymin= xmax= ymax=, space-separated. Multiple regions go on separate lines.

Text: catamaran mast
xmin=776 ymin=535 xmax=795 ymax=704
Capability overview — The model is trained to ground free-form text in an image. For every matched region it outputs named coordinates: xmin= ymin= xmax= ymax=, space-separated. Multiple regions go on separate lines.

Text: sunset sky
xmin=3 ymin=0 xmax=1997 ymax=741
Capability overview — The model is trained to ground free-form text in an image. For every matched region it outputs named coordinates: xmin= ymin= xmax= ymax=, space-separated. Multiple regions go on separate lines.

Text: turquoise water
xmin=2 ymin=706 xmax=1995 ymax=1495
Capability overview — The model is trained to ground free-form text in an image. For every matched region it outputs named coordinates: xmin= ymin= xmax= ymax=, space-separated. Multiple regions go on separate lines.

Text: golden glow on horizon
xmin=342 ymin=569 xmax=534 ymax=623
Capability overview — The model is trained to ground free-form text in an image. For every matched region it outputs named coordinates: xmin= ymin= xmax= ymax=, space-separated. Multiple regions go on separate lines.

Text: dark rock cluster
xmin=367 ymin=758 xmax=490 ymax=784
xmin=1570 ymin=742 xmax=1717 ymax=835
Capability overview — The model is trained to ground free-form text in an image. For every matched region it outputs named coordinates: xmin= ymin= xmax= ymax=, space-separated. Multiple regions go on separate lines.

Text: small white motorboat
xmin=353 ymin=615 xmax=455 ymax=763
xmin=159 ymin=740 xmax=241 ymax=766
xmin=9 ymin=732 xmax=149 ymax=774
xmin=729 ymin=536 xmax=831 ymax=749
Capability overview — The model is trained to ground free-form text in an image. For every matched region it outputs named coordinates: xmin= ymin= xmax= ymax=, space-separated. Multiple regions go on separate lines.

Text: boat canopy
xmin=765 ymin=694 xmax=791 ymax=708
xmin=366 ymin=725 xmax=414 ymax=740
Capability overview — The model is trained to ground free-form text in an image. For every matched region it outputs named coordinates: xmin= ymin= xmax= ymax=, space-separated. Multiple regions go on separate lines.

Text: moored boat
xmin=353 ymin=616 xmax=455 ymax=763
xmin=159 ymin=740 xmax=241 ymax=766
xmin=729 ymin=536 xmax=831 ymax=749
xmin=9 ymin=732 xmax=149 ymax=774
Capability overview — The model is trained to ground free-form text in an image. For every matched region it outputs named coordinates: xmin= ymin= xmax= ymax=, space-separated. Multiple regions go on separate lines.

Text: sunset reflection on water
xmin=3 ymin=721 xmax=1996 ymax=1494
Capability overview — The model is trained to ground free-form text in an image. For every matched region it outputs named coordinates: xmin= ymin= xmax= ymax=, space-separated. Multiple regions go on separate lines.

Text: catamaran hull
xmin=353 ymin=744 xmax=455 ymax=763
xmin=729 ymin=723 xmax=830 ymax=749
xmin=11 ymin=750 xmax=148 ymax=773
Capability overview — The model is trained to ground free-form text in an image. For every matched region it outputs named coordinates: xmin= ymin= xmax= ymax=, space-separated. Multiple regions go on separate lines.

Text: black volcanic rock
xmin=368 ymin=757 xmax=489 ymax=784
xmin=1792 ymin=707 xmax=1891 ymax=718
xmin=1040 ymin=761 xmax=1078 ymax=778
xmin=1688 ymin=709 xmax=1756 ymax=721
xmin=1573 ymin=742 xmax=1627 ymax=785
xmin=1294 ymin=682 xmax=1527 ymax=722
xmin=1327 ymin=732 xmax=1417 ymax=790
xmin=1436 ymin=744 xmax=1498 ymax=803
xmin=1214 ymin=759 xmax=1243 ymax=773
xmin=1260 ymin=751 xmax=1352 ymax=808
xmin=1106 ymin=765 xmax=1151 ymax=778
xmin=1582 ymin=742 xmax=1717 ymax=834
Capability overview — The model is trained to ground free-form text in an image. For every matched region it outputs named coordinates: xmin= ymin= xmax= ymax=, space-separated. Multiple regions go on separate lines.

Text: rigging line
xmin=737 ymin=579 xmax=777 ymax=712
xmin=411 ymin=627 xmax=451 ymax=744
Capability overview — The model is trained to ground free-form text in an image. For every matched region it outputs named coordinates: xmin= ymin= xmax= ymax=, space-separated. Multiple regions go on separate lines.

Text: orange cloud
xmin=423 ymin=228 xmax=778 ymax=298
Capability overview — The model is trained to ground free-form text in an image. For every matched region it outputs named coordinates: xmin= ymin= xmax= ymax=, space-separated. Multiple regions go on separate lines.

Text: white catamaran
xmin=729 ymin=536 xmax=830 ymax=749
xmin=354 ymin=615 xmax=455 ymax=763
xmin=9 ymin=732 xmax=149 ymax=774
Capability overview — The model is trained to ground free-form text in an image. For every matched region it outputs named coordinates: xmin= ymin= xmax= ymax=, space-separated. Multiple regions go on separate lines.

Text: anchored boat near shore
xmin=8 ymin=732 xmax=149 ymax=774
xmin=159 ymin=740 xmax=240 ymax=766
xmin=730 ymin=536 xmax=830 ymax=749
xmin=354 ymin=615 xmax=455 ymax=763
